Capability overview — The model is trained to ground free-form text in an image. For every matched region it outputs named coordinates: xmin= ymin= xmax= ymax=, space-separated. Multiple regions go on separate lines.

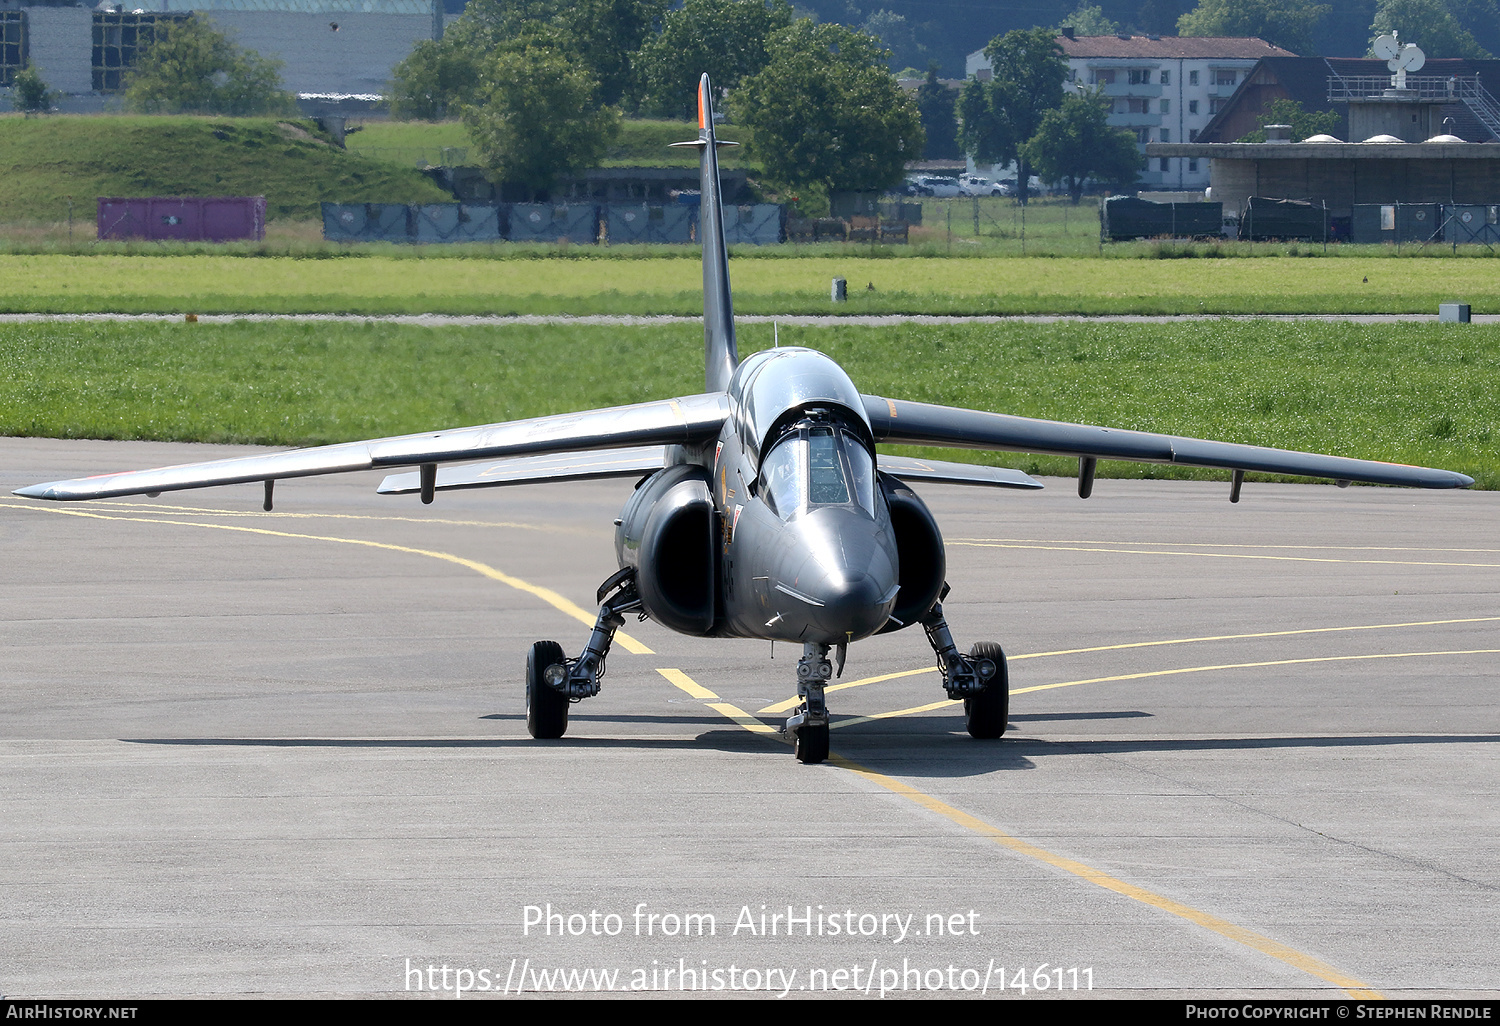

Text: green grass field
xmin=3 ymin=319 xmax=1493 ymax=487
xmin=0 ymin=252 xmax=1496 ymax=315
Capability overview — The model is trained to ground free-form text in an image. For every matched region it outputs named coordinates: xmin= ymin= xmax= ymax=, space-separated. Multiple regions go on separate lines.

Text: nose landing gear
xmin=785 ymin=642 xmax=833 ymax=764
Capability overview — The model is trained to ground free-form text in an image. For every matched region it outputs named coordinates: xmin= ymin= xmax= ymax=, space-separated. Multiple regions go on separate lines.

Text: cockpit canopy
xmin=760 ymin=416 xmax=876 ymax=520
xmin=727 ymin=347 xmax=872 ymax=464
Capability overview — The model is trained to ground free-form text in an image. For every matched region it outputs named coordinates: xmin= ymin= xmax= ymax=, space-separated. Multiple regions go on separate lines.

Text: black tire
xmin=526 ymin=640 xmax=569 ymax=740
xmin=794 ymin=721 xmax=830 ymax=764
xmin=963 ymin=642 xmax=1009 ymax=739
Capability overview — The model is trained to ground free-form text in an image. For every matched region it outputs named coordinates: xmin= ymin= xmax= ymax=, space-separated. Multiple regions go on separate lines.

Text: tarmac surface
xmin=3 ymin=435 xmax=1498 ymax=999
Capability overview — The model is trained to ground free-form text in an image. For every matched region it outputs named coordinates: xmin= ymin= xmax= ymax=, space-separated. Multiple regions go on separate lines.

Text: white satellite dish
xmin=1375 ymin=32 xmax=1425 ymax=87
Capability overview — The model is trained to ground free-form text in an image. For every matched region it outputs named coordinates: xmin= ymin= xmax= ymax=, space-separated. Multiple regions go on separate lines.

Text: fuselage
xmin=709 ymin=348 xmax=901 ymax=644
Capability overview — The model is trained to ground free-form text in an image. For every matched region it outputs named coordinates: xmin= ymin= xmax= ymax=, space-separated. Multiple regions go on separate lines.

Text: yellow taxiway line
xmin=3 ymin=501 xmax=652 ymax=654
xmin=663 ymin=664 xmax=1384 ymax=998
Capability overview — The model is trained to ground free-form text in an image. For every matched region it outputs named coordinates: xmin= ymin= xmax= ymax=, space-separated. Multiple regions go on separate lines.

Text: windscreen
xmin=761 ymin=422 xmax=875 ymax=520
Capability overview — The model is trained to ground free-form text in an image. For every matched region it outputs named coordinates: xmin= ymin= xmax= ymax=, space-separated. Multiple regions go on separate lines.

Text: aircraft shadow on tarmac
xmin=819 ymin=719 xmax=1500 ymax=779
xmin=119 ymin=710 xmax=1498 ymax=777
xmin=121 ymin=731 xmax=778 ymax=755
xmin=1021 ymin=733 xmax=1500 ymax=755
xmin=1011 ymin=711 xmax=1154 ymax=722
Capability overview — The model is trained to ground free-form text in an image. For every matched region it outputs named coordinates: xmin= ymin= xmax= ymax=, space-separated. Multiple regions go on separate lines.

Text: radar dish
xmin=1398 ymin=45 xmax=1425 ymax=72
xmin=1374 ymin=33 xmax=1401 ymax=60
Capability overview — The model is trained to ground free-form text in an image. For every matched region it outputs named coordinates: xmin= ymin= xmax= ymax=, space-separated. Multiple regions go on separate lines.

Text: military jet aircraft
xmin=16 ymin=76 xmax=1474 ymax=764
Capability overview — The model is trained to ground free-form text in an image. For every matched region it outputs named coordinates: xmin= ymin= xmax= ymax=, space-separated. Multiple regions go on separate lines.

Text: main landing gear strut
xmin=524 ymin=567 xmax=640 ymax=740
xmin=921 ymin=590 xmax=1009 ymax=740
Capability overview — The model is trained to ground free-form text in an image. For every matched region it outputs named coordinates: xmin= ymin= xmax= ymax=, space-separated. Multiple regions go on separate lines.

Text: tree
xmin=123 ymin=14 xmax=297 ymax=116
xmin=958 ymin=27 xmax=1066 ymax=204
xmin=735 ymin=20 xmax=923 ymax=192
xmin=1177 ymin=0 xmax=1328 ymax=55
xmin=562 ymin=0 xmax=671 ymax=107
xmin=1020 ymin=90 xmax=1143 ymax=202
xmin=1371 ymin=0 xmax=1490 ymax=59
xmin=1060 ymin=3 xmax=1119 ymax=36
xmin=460 ymin=42 xmax=620 ymax=195
xmin=1446 ymin=0 xmax=1500 ymax=57
xmin=11 ymin=64 xmax=54 ymax=115
xmin=389 ymin=20 xmax=493 ymax=121
xmin=390 ymin=0 xmax=664 ymax=118
xmin=636 ymin=0 xmax=792 ymax=117
xmin=860 ymin=9 xmax=927 ymax=71
xmin=1134 ymin=0 xmax=1190 ymax=36
xmin=916 ymin=62 xmax=960 ymax=159
xmin=1237 ymin=97 xmax=1342 ymax=141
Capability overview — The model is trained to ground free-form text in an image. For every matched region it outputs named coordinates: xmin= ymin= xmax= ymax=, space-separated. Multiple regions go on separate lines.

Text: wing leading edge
xmin=862 ymin=395 xmax=1473 ymax=490
xmin=15 ymin=393 xmax=730 ymax=501
xmin=374 ymin=448 xmax=1045 ymax=495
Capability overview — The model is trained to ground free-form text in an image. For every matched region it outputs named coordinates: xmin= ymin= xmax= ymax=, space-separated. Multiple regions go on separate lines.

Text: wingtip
xmin=12 ymin=484 xmax=53 ymax=499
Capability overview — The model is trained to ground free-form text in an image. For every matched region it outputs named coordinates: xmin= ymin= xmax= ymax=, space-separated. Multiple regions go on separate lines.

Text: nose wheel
xmin=792 ymin=720 xmax=829 ymax=763
xmin=785 ymin=642 xmax=834 ymax=764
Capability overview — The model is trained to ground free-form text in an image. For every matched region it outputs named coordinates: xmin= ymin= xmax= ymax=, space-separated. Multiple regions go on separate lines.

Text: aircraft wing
xmin=375 ymin=447 xmax=1045 ymax=495
xmin=376 ymin=446 xmax=669 ymax=494
xmin=877 ymin=455 xmax=1043 ymax=490
xmin=862 ymin=395 xmax=1474 ymax=490
xmin=15 ymin=394 xmax=729 ymax=501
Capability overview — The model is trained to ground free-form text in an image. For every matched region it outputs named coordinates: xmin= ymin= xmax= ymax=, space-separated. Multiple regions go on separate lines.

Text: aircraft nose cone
xmin=805 ymin=568 xmax=893 ymax=641
xmin=774 ymin=508 xmax=898 ymax=644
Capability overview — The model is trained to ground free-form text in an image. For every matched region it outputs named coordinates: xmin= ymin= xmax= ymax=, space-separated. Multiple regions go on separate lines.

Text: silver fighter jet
xmin=16 ymin=76 xmax=1474 ymax=763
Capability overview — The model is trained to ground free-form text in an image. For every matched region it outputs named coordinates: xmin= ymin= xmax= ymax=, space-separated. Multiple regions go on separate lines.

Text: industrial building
xmin=1195 ymin=55 xmax=1500 ymax=144
xmin=966 ymin=33 xmax=1295 ymax=191
xmin=1149 ymin=71 xmax=1500 ymax=242
xmin=0 ymin=0 xmax=449 ymax=110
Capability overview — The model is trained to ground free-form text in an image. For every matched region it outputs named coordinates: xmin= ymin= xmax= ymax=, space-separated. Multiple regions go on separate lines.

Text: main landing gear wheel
xmin=963 ymin=642 xmax=1009 ymax=740
xmin=793 ymin=721 xmax=829 ymax=765
xmin=526 ymin=640 xmax=569 ymax=739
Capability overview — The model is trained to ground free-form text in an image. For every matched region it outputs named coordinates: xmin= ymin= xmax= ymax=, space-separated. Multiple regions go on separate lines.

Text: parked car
xmin=996 ymin=176 xmax=1049 ymax=197
xmin=909 ymin=174 xmax=962 ymax=198
xmin=958 ymin=173 xmax=1006 ymax=197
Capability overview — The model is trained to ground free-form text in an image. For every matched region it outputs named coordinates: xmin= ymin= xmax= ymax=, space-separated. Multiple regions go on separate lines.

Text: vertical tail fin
xmin=671 ymin=74 xmax=739 ymax=393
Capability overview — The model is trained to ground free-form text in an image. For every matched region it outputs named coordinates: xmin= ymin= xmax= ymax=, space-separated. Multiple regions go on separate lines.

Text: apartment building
xmin=967 ymin=33 xmax=1295 ymax=190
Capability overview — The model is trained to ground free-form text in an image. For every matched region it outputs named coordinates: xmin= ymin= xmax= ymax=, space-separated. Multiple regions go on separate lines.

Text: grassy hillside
xmin=0 ymin=114 xmax=452 ymax=223
xmin=348 ymin=117 xmax=759 ymax=171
